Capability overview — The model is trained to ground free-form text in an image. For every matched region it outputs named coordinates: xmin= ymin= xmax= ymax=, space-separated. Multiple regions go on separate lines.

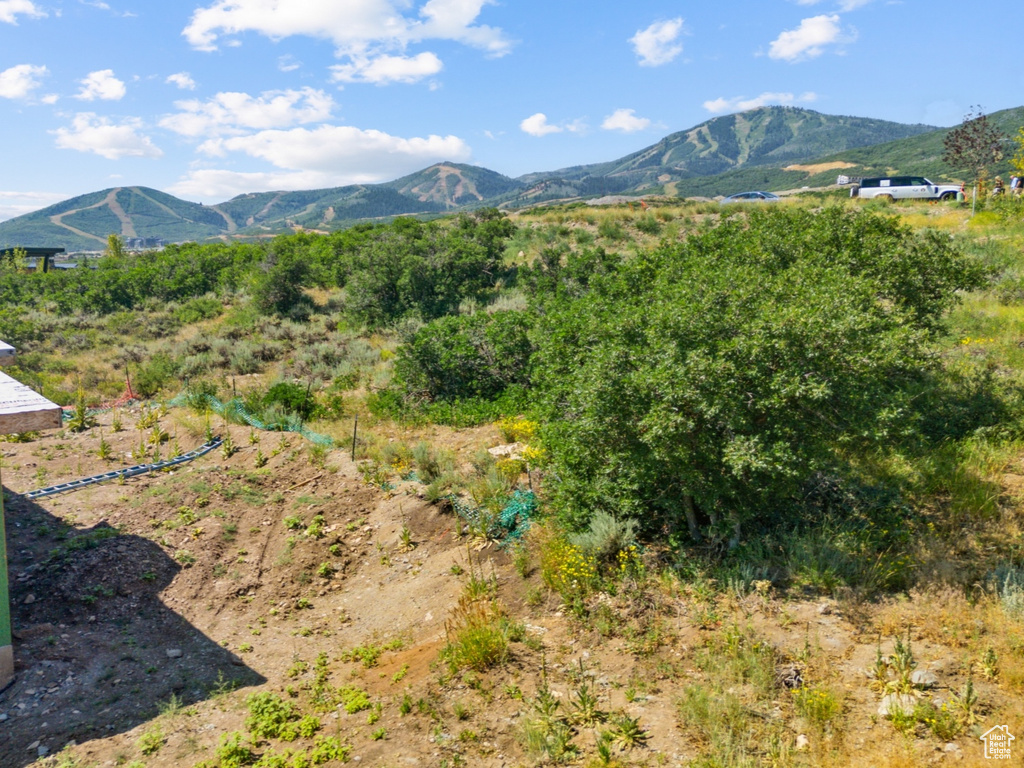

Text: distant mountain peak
xmin=3 ymin=105 xmax=1021 ymax=252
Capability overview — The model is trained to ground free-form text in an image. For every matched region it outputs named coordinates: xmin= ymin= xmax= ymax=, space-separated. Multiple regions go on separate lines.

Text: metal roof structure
xmin=1 ymin=246 xmax=66 ymax=273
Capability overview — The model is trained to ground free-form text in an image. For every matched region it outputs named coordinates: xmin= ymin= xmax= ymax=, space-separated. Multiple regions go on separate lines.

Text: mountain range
xmin=3 ymin=105 xmax=1022 ymax=252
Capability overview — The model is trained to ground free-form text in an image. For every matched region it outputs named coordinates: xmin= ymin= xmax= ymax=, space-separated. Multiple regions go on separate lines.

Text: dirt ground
xmin=1 ymin=408 xmax=1022 ymax=768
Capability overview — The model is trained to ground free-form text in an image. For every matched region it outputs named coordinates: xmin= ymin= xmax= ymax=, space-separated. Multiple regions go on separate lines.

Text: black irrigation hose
xmin=22 ymin=437 xmax=223 ymax=501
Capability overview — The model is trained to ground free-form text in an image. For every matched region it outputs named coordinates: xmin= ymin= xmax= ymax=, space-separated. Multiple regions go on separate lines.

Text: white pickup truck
xmin=849 ymin=176 xmax=961 ymax=201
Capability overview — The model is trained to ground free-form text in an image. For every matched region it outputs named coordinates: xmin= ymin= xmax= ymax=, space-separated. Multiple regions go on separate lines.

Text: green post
xmin=0 ymin=464 xmax=13 ymax=689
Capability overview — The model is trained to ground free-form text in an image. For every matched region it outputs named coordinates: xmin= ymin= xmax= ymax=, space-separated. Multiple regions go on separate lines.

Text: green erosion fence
xmin=165 ymin=392 xmax=336 ymax=447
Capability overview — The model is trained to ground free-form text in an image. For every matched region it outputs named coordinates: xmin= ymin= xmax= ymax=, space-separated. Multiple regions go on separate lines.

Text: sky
xmin=1 ymin=0 xmax=1022 ymax=220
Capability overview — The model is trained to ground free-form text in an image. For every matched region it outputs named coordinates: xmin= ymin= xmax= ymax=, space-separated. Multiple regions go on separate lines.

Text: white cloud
xmin=80 ymin=0 xmax=137 ymax=16
xmin=169 ymin=125 xmax=471 ymax=199
xmin=768 ymin=15 xmax=845 ymax=62
xmin=200 ymin=125 xmax=469 ymax=170
xmin=75 ymin=69 xmax=127 ymax=100
xmin=0 ymin=0 xmax=45 ymax=24
xmin=601 ymin=108 xmax=651 ymax=133
xmin=182 ymin=0 xmax=511 ymax=58
xmin=520 ymin=113 xmax=562 ymax=137
xmin=0 ymin=190 xmax=68 ymax=222
xmin=0 ymin=63 xmax=47 ymax=99
xmin=52 ymin=113 xmax=162 ymax=159
xmin=630 ymin=18 xmax=684 ymax=67
xmin=169 ymin=169 xmax=322 ymax=200
xmin=416 ymin=0 xmax=509 ymax=56
xmin=166 ymin=72 xmax=196 ymax=90
xmin=41 ymin=93 xmax=58 ymax=104
xmin=330 ymin=51 xmax=442 ymax=84
xmin=160 ymin=87 xmax=335 ymax=137
xmin=703 ymin=91 xmax=818 ymax=114
xmin=278 ymin=55 xmax=301 ymax=72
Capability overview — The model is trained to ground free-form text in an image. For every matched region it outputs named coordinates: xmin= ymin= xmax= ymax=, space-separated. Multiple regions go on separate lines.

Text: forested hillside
xmin=0 ymin=106 xmax=980 ymax=250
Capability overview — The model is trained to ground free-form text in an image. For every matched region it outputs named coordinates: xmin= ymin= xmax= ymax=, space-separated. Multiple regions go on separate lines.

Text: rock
xmin=796 ymin=734 xmax=810 ymax=751
xmin=817 ymin=603 xmax=832 ymax=615
xmin=23 ymin=594 xmax=35 ymax=605
xmin=37 ymin=746 xmax=48 ymax=757
xmin=166 ymin=649 xmax=183 ymax=659
xmin=776 ymin=665 xmax=803 ymax=689
xmin=488 ymin=442 xmax=524 ymax=460
xmin=27 ymin=741 xmax=39 ymax=751
xmin=878 ymin=693 xmax=918 ymax=718
xmin=943 ymin=743 xmax=961 ymax=753
xmin=12 ymin=623 xmax=56 ymax=640
xmin=912 ymin=670 xmax=939 ymax=688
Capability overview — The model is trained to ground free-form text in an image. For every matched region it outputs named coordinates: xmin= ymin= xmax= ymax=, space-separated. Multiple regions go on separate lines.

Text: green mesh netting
xmin=447 ymin=489 xmax=536 ymax=547
xmin=166 ymin=392 xmax=336 ymax=447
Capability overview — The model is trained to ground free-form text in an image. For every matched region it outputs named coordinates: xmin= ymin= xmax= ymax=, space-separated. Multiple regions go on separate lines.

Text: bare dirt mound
xmin=2 ymin=408 xmax=1023 ymax=767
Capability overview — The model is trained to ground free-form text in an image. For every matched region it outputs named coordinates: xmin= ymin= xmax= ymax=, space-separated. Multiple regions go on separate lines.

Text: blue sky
xmin=1 ymin=0 xmax=1022 ymax=219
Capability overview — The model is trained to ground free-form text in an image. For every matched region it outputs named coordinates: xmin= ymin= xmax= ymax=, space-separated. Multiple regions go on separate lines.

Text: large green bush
xmin=392 ymin=310 xmax=534 ymax=402
xmin=344 ymin=211 xmax=515 ymax=326
xmin=533 ymin=207 xmax=985 ymax=544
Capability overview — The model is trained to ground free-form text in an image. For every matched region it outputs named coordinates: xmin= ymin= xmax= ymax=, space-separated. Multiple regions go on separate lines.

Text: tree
xmin=344 ymin=214 xmax=515 ymax=326
xmin=106 ymin=234 xmax=126 ymax=259
xmin=534 ymin=208 xmax=984 ymax=546
xmin=1011 ymin=126 xmax=1024 ymax=179
xmin=942 ymin=107 xmax=1006 ymax=188
xmin=0 ymin=247 xmax=26 ymax=273
xmin=250 ymin=247 xmax=311 ymax=317
xmin=393 ymin=311 xmax=534 ymax=402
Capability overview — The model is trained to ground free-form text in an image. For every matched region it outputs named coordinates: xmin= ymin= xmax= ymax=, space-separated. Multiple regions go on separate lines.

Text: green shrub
xmin=245 ymin=692 xmax=303 ymax=741
xmin=440 ymin=597 xmax=512 ymax=673
xmin=634 ymin=214 xmax=662 ymax=235
xmin=263 ymin=381 xmax=317 ymax=421
xmin=175 ymin=296 xmax=224 ymax=324
xmin=392 ymin=310 xmax=534 ymax=402
xmin=138 ymin=725 xmax=165 ymax=755
xmin=338 ymin=686 xmax=371 ymax=714
xmin=211 ymin=732 xmax=256 ymax=768
xmin=344 ymin=211 xmax=515 ymax=326
xmin=793 ymin=685 xmax=842 ymax=730
xmin=995 ymin=566 xmax=1024 ymax=619
xmin=569 ymin=510 xmax=637 ymax=567
xmin=535 ymin=207 xmax=984 ymax=541
xmin=597 ymin=218 xmax=626 ymax=241
xmin=133 ymin=353 xmax=178 ymax=397
xmin=229 ymin=344 xmax=263 ymax=375
xmin=412 ymin=442 xmax=456 ymax=483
